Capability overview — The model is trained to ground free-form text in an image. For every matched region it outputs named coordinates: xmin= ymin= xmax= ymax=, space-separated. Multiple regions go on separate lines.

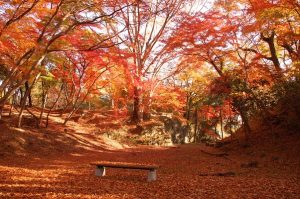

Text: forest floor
xmin=0 ymin=110 xmax=299 ymax=198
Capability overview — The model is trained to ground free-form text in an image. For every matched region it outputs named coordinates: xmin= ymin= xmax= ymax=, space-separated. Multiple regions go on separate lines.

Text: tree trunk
xmin=131 ymin=86 xmax=140 ymax=123
xmin=17 ymin=74 xmax=40 ymax=128
xmin=38 ymin=81 xmax=47 ymax=127
xmin=38 ymin=93 xmax=47 ymax=128
xmin=185 ymin=94 xmax=192 ymax=121
xmin=19 ymin=88 xmax=23 ymax=106
xmin=261 ymin=31 xmax=282 ymax=78
xmin=17 ymin=87 xmax=31 ymax=128
xmin=46 ymin=84 xmax=63 ymax=128
xmin=63 ymin=107 xmax=77 ymax=125
xmin=142 ymin=95 xmax=152 ymax=121
xmin=194 ymin=108 xmax=198 ymax=143
xmin=0 ymin=54 xmax=46 ymax=108
xmin=220 ymin=109 xmax=224 ymax=139
xmin=25 ymin=81 xmax=32 ymax=107
xmin=9 ymin=101 xmax=13 ymax=117
xmin=0 ymin=84 xmax=23 ymax=108
xmin=8 ymin=94 xmax=15 ymax=117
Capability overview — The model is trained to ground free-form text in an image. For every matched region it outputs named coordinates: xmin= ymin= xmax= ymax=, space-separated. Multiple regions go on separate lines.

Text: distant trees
xmin=0 ymin=0 xmax=129 ymax=126
xmin=108 ymin=0 xmax=188 ymax=123
xmin=1 ymin=0 xmax=299 ymax=142
xmin=166 ymin=0 xmax=300 ymax=141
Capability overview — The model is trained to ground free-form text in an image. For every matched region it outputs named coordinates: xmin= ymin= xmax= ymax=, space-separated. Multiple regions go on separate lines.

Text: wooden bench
xmin=90 ymin=161 xmax=159 ymax=182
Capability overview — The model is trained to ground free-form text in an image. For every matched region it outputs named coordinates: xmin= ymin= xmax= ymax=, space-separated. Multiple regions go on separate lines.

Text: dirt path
xmin=0 ymin=144 xmax=299 ymax=199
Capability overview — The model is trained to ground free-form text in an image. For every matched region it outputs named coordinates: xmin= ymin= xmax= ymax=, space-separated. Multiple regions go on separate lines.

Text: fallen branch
xmin=200 ymin=150 xmax=229 ymax=157
xmin=241 ymin=161 xmax=258 ymax=168
xmin=199 ymin=171 xmax=236 ymax=177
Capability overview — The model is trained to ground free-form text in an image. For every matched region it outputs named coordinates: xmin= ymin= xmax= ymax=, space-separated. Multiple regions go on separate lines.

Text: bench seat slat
xmin=90 ymin=161 xmax=159 ymax=170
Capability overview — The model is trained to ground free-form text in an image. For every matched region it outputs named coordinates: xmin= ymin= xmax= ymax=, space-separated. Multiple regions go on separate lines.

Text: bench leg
xmin=147 ymin=169 xmax=157 ymax=182
xmin=95 ymin=166 xmax=106 ymax=176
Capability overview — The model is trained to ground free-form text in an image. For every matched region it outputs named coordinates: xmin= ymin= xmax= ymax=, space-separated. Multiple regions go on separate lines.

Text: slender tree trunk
xmin=46 ymin=84 xmax=63 ymax=128
xmin=19 ymin=88 xmax=23 ymax=105
xmin=63 ymin=86 xmax=83 ymax=125
xmin=38 ymin=93 xmax=48 ymax=128
xmin=185 ymin=93 xmax=192 ymax=141
xmin=143 ymin=95 xmax=152 ymax=121
xmin=63 ymin=65 xmax=108 ymax=125
xmin=0 ymin=80 xmax=26 ymax=108
xmin=25 ymin=81 xmax=32 ymax=107
xmin=185 ymin=94 xmax=191 ymax=121
xmin=38 ymin=81 xmax=47 ymax=127
xmin=220 ymin=109 xmax=224 ymax=139
xmin=131 ymin=86 xmax=140 ymax=123
xmin=9 ymin=99 xmax=13 ymax=117
xmin=17 ymin=74 xmax=40 ymax=128
xmin=8 ymin=94 xmax=15 ymax=117
xmin=64 ymin=94 xmax=89 ymax=125
xmin=63 ymin=107 xmax=77 ymax=125
xmin=17 ymin=87 xmax=31 ymax=128
xmin=63 ymin=89 xmax=86 ymax=125
xmin=261 ymin=31 xmax=282 ymax=78
xmin=194 ymin=108 xmax=198 ymax=143
xmin=60 ymin=85 xmax=75 ymax=117
xmin=0 ymin=55 xmax=46 ymax=107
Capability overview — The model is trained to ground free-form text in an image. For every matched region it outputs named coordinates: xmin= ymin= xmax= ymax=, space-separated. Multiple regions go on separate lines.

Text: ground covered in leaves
xmin=0 ymin=139 xmax=299 ymax=198
xmin=0 ymin=111 xmax=299 ymax=198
